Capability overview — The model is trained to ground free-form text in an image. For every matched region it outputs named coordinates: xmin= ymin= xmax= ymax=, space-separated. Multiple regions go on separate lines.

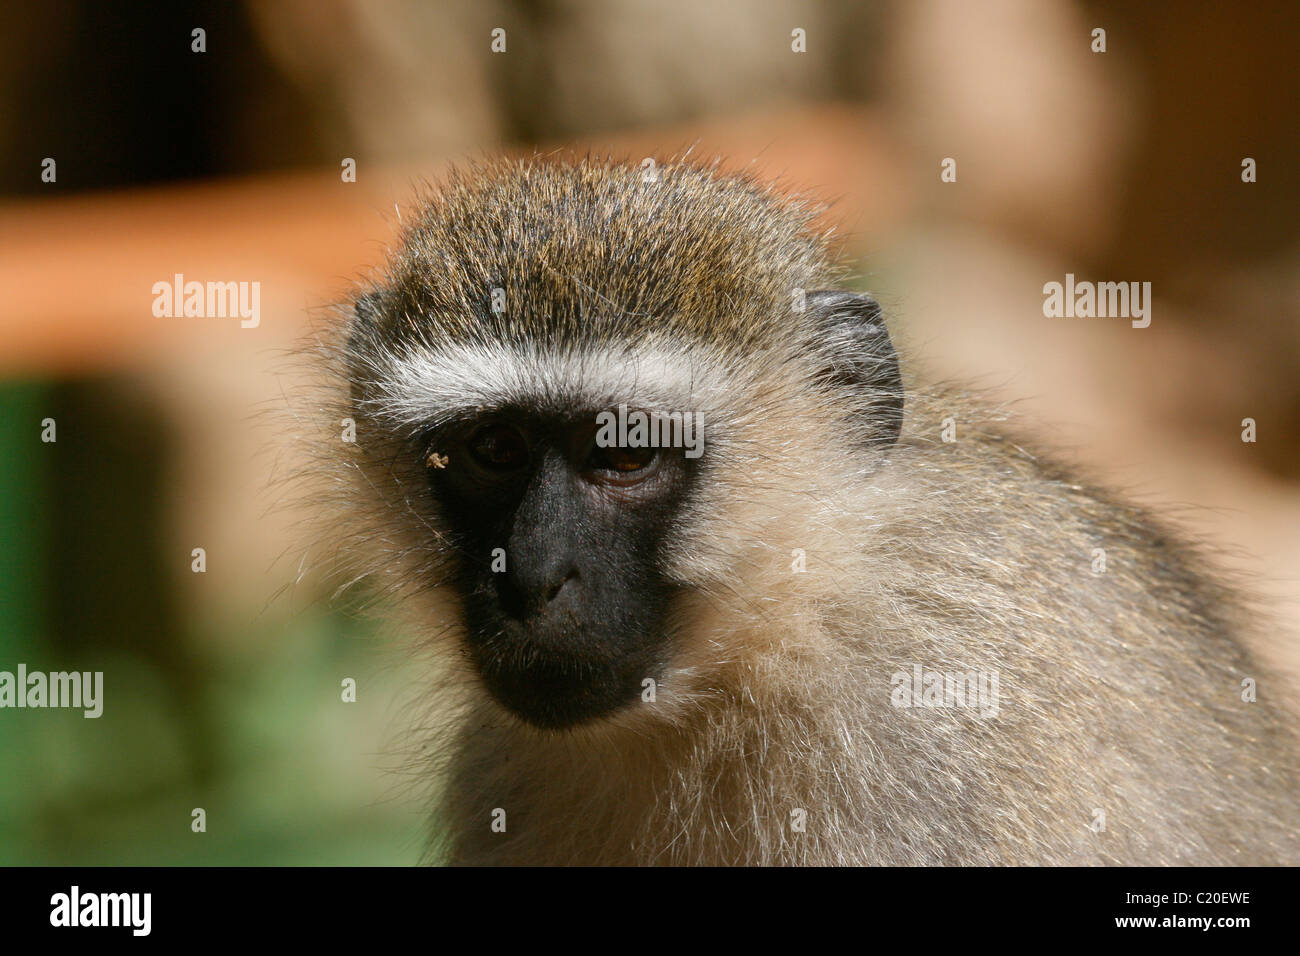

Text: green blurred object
xmin=0 ymin=381 xmax=424 ymax=865
xmin=0 ymin=381 xmax=51 ymax=857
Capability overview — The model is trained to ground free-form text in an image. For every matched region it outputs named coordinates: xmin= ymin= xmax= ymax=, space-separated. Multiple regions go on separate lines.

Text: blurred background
xmin=1 ymin=0 xmax=1297 ymax=864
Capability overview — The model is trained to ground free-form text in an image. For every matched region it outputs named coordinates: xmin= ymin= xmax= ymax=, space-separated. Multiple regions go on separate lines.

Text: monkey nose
xmin=500 ymin=566 xmax=579 ymax=618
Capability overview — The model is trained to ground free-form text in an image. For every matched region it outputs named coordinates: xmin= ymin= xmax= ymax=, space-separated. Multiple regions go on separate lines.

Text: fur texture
xmin=305 ymin=155 xmax=1299 ymax=865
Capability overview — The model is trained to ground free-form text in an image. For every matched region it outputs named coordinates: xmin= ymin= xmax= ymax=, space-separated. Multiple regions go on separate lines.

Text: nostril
xmin=546 ymin=569 xmax=578 ymax=604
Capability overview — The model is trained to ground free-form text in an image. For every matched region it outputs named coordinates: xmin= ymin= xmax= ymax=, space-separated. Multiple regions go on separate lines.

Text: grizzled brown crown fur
xmin=349 ymin=157 xmax=840 ymax=357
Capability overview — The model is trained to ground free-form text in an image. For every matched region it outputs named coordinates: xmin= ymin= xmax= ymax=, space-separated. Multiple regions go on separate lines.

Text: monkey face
xmin=427 ymin=408 xmax=695 ymax=729
xmin=341 ymin=160 xmax=904 ymax=731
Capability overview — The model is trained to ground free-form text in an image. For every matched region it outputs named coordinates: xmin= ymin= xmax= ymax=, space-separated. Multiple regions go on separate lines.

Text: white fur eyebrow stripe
xmin=368 ymin=340 xmax=735 ymax=425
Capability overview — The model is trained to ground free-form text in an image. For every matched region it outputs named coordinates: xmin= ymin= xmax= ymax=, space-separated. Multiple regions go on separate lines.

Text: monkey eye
xmin=588 ymin=444 xmax=657 ymax=473
xmin=467 ymin=423 xmax=529 ymax=471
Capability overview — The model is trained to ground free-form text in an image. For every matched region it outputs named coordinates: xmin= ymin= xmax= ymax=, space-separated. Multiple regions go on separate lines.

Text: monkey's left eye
xmin=467 ymin=424 xmax=529 ymax=471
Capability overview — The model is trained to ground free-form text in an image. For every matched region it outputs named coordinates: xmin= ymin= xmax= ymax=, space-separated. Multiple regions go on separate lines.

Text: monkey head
xmin=341 ymin=158 xmax=902 ymax=730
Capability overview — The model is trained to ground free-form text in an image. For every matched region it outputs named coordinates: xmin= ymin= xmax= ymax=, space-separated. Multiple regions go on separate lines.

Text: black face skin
xmin=426 ymin=407 xmax=695 ymax=729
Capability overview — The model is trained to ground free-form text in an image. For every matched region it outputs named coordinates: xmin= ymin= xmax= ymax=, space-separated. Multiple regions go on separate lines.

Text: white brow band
xmin=367 ymin=340 xmax=736 ymax=426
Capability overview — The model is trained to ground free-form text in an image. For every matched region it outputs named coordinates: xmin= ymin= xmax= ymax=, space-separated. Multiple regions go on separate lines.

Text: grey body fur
xmin=319 ymin=156 xmax=1299 ymax=865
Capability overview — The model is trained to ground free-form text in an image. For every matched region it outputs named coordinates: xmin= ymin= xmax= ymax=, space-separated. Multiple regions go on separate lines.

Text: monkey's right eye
xmin=467 ymin=423 xmax=529 ymax=471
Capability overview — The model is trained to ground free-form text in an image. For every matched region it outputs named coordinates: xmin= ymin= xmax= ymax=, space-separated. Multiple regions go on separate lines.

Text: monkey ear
xmin=347 ymin=291 xmax=384 ymax=360
xmin=346 ymin=292 xmax=385 ymax=402
xmin=352 ymin=291 xmax=383 ymax=330
xmin=804 ymin=290 xmax=903 ymax=447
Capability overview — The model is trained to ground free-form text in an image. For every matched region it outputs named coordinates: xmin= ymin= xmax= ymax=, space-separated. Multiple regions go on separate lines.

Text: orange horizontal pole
xmin=0 ymin=105 xmax=898 ymax=377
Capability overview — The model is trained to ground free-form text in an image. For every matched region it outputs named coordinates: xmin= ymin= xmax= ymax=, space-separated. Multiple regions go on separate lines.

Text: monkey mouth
xmin=467 ymin=623 xmax=660 ymax=730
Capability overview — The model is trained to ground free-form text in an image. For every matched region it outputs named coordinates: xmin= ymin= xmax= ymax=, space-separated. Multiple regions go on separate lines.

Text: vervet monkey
xmin=313 ymin=157 xmax=1298 ymax=865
